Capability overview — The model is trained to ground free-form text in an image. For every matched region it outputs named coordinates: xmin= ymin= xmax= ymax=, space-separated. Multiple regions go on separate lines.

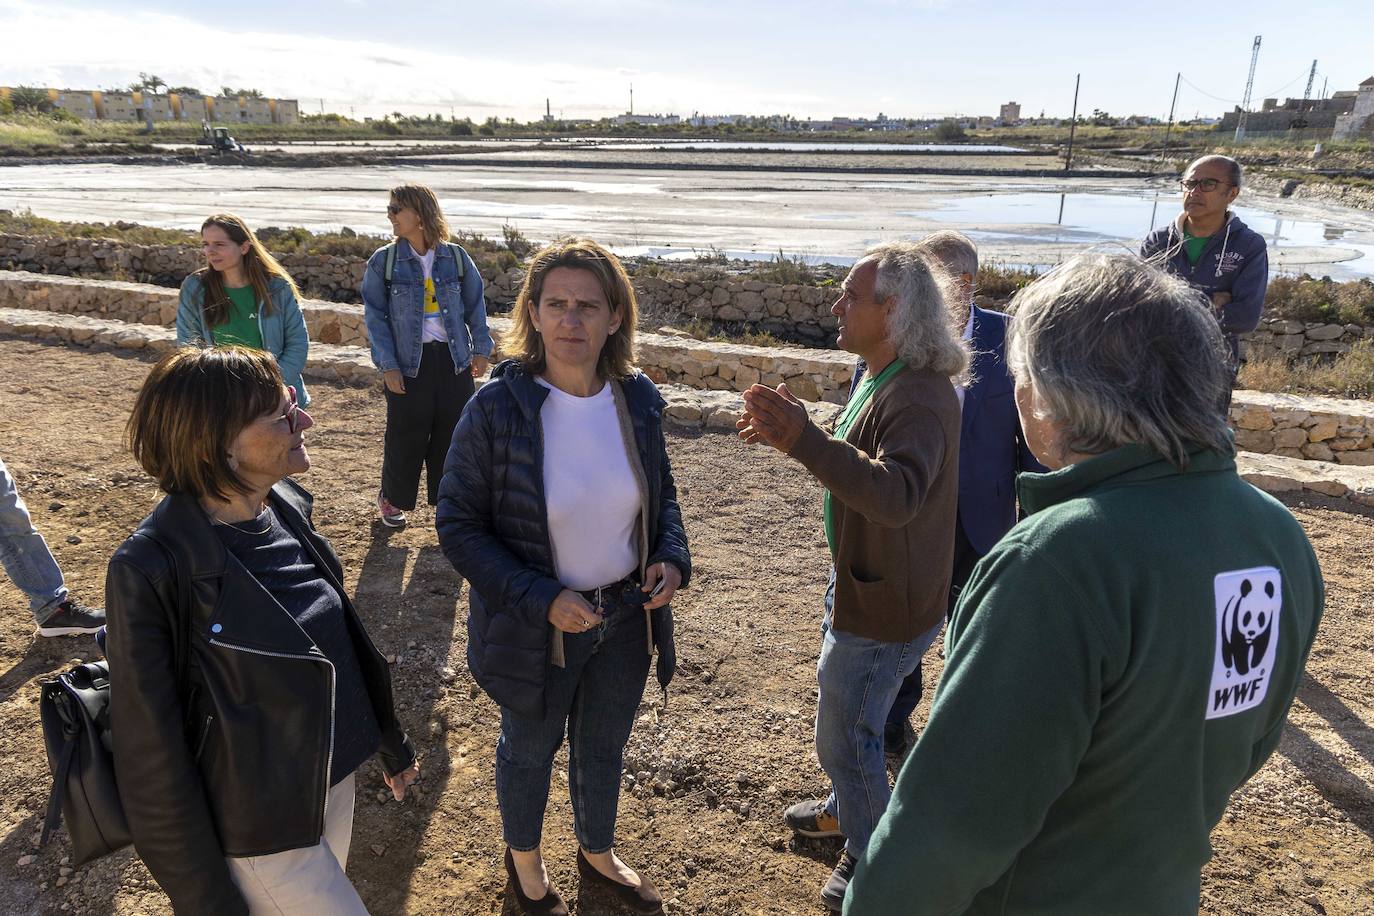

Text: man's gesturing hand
xmin=737 ymin=383 xmax=808 ymax=453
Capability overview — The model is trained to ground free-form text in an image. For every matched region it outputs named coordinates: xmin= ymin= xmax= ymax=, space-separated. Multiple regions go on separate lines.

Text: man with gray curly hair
xmin=847 ymin=253 xmax=1321 ymax=915
xmin=739 ymin=242 xmax=968 ymax=911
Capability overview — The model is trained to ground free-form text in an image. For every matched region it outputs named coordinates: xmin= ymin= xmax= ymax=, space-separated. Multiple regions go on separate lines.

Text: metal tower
xmin=1234 ymin=35 xmax=1262 ymax=142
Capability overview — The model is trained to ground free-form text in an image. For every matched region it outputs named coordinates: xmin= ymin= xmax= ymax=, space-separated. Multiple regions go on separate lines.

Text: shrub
xmin=753 ymin=249 xmax=815 ymax=285
xmin=1239 ymin=340 xmax=1374 ymax=399
xmin=501 ymin=223 xmax=534 ymax=259
xmin=1264 ymin=276 xmax=1374 ymax=324
xmin=933 ymin=120 xmax=966 ymax=142
xmin=975 ymin=262 xmax=1041 ymax=301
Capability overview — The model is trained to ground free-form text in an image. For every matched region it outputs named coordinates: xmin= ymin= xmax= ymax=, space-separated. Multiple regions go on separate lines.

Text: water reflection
xmin=919 ymin=191 xmax=1374 ymax=278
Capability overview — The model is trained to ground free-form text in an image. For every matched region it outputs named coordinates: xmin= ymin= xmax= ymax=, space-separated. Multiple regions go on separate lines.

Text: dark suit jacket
xmin=850 ymin=304 xmax=1045 ymax=558
xmin=959 ymin=305 xmax=1045 ymax=555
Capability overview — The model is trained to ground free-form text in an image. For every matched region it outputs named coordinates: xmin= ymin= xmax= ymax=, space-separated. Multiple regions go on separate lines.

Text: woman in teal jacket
xmin=176 ymin=213 xmax=311 ymax=407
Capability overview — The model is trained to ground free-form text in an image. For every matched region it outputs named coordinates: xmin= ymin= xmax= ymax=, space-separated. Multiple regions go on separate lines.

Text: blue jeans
xmin=816 ymin=573 xmax=943 ymax=858
xmin=0 ymin=458 xmax=67 ymax=623
xmin=496 ymin=584 xmax=652 ymax=853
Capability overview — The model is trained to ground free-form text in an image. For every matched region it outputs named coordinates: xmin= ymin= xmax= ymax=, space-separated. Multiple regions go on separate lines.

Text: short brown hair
xmin=126 ymin=347 xmax=285 ymax=500
xmin=389 ymin=183 xmax=451 ymax=251
xmin=504 ymin=237 xmax=638 ymax=379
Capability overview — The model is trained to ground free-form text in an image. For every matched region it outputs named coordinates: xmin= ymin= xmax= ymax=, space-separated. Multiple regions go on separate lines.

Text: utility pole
xmin=1064 ymin=73 xmax=1080 ymax=172
xmin=629 ymin=83 xmax=634 ymax=115
xmin=1158 ymin=72 xmax=1181 ymax=173
xmin=1234 ymin=35 xmax=1262 ymax=142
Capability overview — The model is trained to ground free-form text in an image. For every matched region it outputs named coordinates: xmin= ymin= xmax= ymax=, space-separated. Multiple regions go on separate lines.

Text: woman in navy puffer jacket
xmin=436 ymin=238 xmax=690 ymax=916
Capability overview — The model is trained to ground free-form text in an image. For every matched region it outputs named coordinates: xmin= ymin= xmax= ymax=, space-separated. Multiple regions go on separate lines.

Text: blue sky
xmin=1 ymin=0 xmax=1369 ymax=121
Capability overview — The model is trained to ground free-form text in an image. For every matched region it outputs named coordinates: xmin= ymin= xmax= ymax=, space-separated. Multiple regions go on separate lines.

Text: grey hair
xmin=919 ymin=230 xmax=979 ymax=281
xmin=865 ymin=242 xmax=970 ymax=380
xmin=1186 ymin=154 xmax=1243 ymax=189
xmin=1006 ymin=252 xmax=1232 ymax=468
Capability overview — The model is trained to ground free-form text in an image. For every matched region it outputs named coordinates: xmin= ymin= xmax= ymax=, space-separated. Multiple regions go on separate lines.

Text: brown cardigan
xmin=789 ymin=363 xmax=961 ymax=643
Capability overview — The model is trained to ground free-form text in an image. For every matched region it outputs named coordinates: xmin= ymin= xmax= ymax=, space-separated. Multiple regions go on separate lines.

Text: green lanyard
xmin=824 ymin=359 xmax=905 ymax=556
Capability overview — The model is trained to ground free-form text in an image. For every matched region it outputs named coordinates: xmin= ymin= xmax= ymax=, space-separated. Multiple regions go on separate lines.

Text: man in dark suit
xmin=882 ymin=231 xmax=1045 ymax=756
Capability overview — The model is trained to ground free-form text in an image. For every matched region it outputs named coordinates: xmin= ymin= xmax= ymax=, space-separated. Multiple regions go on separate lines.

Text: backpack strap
xmin=447 ymin=242 xmax=466 ymax=280
xmin=382 ymin=241 xmax=398 ymax=301
xmin=39 ymin=703 xmax=79 ymax=847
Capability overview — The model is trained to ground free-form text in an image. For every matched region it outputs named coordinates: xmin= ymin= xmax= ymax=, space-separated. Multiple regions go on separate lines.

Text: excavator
xmin=198 ymin=120 xmax=247 ymax=154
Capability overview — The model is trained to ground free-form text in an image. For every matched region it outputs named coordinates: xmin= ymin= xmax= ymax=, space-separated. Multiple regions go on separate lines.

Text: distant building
xmin=1220 ymin=81 xmax=1361 ymax=136
xmin=1333 ymin=77 xmax=1374 ymax=139
xmin=997 ymin=101 xmax=1021 ymax=126
xmin=0 ymin=86 xmax=299 ymax=124
xmin=613 ymin=112 xmax=680 ymax=126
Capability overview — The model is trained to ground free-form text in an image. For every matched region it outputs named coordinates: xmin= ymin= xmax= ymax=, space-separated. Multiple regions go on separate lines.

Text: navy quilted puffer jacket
xmin=435 ymin=359 xmax=692 ymax=718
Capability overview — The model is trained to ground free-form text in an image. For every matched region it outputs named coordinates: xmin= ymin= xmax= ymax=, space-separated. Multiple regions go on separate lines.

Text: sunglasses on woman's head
xmin=387 ymin=203 xmax=404 ymax=216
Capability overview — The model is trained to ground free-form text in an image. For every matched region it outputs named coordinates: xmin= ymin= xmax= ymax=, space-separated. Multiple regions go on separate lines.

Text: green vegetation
xmin=975 ymin=262 xmax=1042 ymax=300
xmin=0 ymin=210 xmax=510 ymax=270
xmin=1240 ymin=340 xmax=1374 ymax=399
xmin=752 ymin=250 xmax=817 ymax=286
xmin=1264 ymin=276 xmax=1374 ymax=324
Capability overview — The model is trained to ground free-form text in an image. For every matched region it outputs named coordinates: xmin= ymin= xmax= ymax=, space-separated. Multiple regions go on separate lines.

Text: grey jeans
xmin=226 ymin=773 xmax=369 ymax=915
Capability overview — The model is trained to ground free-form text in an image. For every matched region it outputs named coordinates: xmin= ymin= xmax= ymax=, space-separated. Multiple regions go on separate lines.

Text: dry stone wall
xmin=0 ymin=233 xmax=526 ymax=309
xmin=6 ymin=231 xmax=1371 ymax=354
xmin=1242 ymin=317 xmax=1369 ymax=360
xmin=0 ymin=233 xmax=840 ymax=344
xmin=0 ymin=271 xmax=855 ymax=403
xmin=1229 ymin=391 xmax=1374 ymax=466
xmin=7 ymin=271 xmax=1374 ymax=471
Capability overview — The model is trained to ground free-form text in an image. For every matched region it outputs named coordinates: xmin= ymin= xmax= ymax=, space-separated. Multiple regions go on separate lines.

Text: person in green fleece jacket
xmin=846 ymin=253 xmax=1324 ymax=916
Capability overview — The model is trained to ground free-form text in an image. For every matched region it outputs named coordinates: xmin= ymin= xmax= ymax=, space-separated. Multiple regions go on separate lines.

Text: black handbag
xmin=38 ymin=536 xmax=190 ymax=866
xmin=39 ymin=660 xmax=131 ymax=864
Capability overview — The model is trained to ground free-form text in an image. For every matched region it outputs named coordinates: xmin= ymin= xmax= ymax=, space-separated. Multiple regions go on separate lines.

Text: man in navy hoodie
xmin=1140 ymin=155 xmax=1268 ymax=377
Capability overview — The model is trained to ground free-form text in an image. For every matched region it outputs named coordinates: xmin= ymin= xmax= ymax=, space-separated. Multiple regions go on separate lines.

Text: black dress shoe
xmin=576 ymin=848 xmax=664 ymax=914
xmin=504 ymin=848 xmax=569 ymax=916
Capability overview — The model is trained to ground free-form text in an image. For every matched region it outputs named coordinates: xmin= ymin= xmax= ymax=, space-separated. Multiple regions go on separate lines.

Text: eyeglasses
xmin=386 ymin=203 xmax=404 ymax=216
xmin=269 ymin=386 xmax=303 ymax=433
xmin=1180 ymin=177 xmax=1230 ymax=192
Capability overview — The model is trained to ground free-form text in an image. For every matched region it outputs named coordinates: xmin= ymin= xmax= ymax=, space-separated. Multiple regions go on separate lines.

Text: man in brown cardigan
xmin=739 ymin=242 xmax=968 ymax=912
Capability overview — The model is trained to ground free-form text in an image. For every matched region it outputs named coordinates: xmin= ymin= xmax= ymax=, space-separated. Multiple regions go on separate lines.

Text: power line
xmin=1178 ymin=66 xmax=1326 ymax=110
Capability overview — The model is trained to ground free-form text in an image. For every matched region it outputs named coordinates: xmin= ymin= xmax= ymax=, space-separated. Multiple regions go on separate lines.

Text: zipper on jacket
xmin=208 ymin=638 xmax=338 ymax=824
xmin=194 ymin=713 xmax=215 ymax=761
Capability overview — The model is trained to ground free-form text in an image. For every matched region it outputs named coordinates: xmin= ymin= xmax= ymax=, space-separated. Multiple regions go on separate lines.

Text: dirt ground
xmin=0 ymin=337 xmax=1371 ymax=916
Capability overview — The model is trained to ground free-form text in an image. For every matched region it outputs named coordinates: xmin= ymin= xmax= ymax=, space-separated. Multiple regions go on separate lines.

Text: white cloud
xmin=0 ymin=0 xmax=845 ymax=119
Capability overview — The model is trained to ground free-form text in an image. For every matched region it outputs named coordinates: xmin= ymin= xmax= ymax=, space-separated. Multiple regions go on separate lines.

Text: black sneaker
xmin=783 ymin=798 xmax=843 ymax=839
xmin=884 ymin=719 xmax=918 ymax=761
xmin=37 ymin=600 xmax=106 ymax=637
xmin=820 ymin=849 xmax=858 ymax=911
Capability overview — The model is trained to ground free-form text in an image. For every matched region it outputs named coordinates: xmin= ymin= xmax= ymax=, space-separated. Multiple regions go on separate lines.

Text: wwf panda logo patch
xmin=1206 ymin=567 xmax=1281 ymax=720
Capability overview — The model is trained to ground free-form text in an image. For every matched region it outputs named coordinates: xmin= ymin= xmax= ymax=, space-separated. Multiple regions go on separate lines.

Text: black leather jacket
xmin=105 ymin=479 xmax=414 ymax=915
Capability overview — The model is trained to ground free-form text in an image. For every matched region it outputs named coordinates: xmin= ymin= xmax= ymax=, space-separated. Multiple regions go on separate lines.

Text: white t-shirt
xmin=415 ymin=246 xmax=449 ymax=344
xmin=537 ymin=378 xmax=642 ymax=591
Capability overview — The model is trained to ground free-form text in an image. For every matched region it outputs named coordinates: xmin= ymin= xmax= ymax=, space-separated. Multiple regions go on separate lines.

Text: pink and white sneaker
xmin=377 ymin=490 xmax=407 ymax=528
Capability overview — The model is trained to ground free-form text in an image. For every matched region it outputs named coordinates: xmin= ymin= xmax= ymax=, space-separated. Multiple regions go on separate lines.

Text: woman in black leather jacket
xmin=107 ymin=346 xmax=418 ymax=915
xmin=436 ymin=238 xmax=691 ymax=916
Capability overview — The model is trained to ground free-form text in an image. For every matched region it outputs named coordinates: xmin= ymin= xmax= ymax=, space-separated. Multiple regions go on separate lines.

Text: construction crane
xmin=1292 ymin=59 xmax=1318 ymax=132
xmin=1234 ymin=35 xmax=1262 ymax=142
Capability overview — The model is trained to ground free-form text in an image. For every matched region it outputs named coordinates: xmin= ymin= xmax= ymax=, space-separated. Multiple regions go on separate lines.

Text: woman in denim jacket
xmin=361 ymin=184 xmax=493 ymax=529
xmin=177 ymin=213 xmax=311 ymax=407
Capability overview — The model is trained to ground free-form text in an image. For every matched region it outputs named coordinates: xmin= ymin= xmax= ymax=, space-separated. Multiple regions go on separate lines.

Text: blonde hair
xmin=505 ymin=237 xmax=638 ymax=379
xmin=195 ymin=214 xmax=301 ymax=327
xmin=389 ymin=183 xmax=451 ymax=251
